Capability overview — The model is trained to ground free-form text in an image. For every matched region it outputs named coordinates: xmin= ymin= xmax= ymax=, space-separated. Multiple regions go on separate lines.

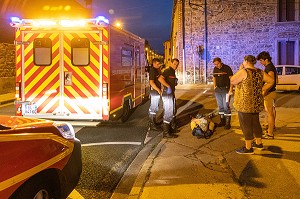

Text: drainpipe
xmin=204 ymin=0 xmax=208 ymax=84
xmin=182 ymin=0 xmax=186 ymax=84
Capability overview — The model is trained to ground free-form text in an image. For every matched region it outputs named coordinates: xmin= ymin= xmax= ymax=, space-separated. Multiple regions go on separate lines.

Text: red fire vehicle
xmin=10 ymin=16 xmax=149 ymax=121
xmin=0 ymin=115 xmax=81 ymax=198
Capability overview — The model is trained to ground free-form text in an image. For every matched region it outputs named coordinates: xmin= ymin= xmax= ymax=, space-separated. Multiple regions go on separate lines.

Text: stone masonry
xmin=0 ymin=43 xmax=15 ymax=94
xmin=173 ymin=0 xmax=300 ymax=84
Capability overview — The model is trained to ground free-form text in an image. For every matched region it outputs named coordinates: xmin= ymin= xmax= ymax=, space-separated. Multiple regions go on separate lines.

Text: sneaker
xmin=262 ymin=133 xmax=274 ymax=139
xmin=235 ymin=147 xmax=254 ymax=154
xmin=252 ymin=142 xmax=264 ymax=150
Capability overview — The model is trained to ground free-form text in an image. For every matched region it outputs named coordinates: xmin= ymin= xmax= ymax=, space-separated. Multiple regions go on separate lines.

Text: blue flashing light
xmin=95 ymin=16 xmax=109 ymax=24
xmin=10 ymin=17 xmax=22 ymax=23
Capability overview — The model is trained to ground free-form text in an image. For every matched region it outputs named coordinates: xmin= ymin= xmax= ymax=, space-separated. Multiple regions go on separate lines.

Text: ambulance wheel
xmin=121 ymin=101 xmax=130 ymax=122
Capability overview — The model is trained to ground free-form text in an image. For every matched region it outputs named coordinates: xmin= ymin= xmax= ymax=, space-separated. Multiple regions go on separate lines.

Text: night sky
xmin=92 ymin=0 xmax=173 ymax=54
xmin=0 ymin=0 xmax=173 ymax=54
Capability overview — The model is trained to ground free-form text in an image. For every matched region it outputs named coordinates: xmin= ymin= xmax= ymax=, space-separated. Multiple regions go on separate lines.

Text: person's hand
xmin=167 ymin=87 xmax=172 ymax=94
xmin=157 ymin=89 xmax=162 ymax=95
xmin=239 ymin=64 xmax=244 ymax=70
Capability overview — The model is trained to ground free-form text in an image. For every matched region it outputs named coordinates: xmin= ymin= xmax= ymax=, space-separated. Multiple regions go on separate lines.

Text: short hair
xmin=213 ymin=57 xmax=221 ymax=63
xmin=257 ymin=51 xmax=272 ymax=61
xmin=244 ymin=55 xmax=257 ymax=65
xmin=171 ymin=58 xmax=179 ymax=63
xmin=152 ymin=58 xmax=160 ymax=64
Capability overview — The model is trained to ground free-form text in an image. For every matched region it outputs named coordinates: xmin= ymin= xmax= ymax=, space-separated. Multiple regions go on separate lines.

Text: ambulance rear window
xmin=33 ymin=38 xmax=52 ymax=66
xmin=71 ymin=38 xmax=90 ymax=66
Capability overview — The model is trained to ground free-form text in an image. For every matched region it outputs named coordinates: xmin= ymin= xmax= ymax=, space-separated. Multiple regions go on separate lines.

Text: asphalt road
xmin=1 ymin=90 xmax=299 ymax=199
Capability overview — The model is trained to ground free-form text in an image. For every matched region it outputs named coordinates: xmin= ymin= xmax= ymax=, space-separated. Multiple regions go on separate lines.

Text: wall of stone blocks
xmin=0 ymin=43 xmax=15 ymax=94
xmin=181 ymin=0 xmax=300 ymax=83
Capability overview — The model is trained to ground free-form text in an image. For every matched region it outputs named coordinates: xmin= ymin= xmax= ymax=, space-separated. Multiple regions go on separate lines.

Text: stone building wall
xmin=0 ymin=43 xmax=15 ymax=94
xmin=177 ymin=0 xmax=300 ymax=83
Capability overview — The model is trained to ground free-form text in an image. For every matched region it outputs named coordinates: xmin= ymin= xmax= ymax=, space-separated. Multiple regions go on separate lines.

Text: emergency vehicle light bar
xmin=10 ymin=16 xmax=109 ymax=28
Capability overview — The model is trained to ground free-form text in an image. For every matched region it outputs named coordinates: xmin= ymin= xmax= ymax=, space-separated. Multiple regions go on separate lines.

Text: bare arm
xmin=213 ymin=76 xmax=216 ymax=89
xmin=262 ymin=72 xmax=273 ymax=96
xmin=230 ymin=69 xmax=247 ymax=86
xmin=158 ymin=75 xmax=170 ymax=88
xmin=150 ymin=80 xmax=161 ymax=94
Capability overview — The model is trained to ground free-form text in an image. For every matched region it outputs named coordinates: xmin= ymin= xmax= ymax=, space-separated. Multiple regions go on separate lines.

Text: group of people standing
xmin=148 ymin=58 xmax=179 ymax=138
xmin=213 ymin=51 xmax=278 ymax=154
xmin=148 ymin=51 xmax=278 ymax=154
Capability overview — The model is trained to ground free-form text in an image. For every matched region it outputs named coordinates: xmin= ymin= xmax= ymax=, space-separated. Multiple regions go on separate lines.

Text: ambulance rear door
xmin=20 ymin=29 xmax=104 ymax=120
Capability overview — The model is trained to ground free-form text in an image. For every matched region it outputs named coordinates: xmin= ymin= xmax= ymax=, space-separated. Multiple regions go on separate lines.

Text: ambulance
xmin=10 ymin=16 xmax=149 ymax=121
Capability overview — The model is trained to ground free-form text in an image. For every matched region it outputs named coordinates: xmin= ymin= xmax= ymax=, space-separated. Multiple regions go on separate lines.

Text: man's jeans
xmin=215 ymin=87 xmax=231 ymax=116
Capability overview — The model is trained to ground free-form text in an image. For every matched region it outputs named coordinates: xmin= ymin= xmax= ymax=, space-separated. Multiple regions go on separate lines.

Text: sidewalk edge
xmin=110 ymin=133 xmax=164 ymax=199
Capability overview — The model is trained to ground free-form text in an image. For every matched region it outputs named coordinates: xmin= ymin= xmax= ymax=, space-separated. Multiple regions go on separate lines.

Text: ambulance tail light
xmin=102 ymin=83 xmax=109 ymax=116
xmin=15 ymin=82 xmax=21 ymax=99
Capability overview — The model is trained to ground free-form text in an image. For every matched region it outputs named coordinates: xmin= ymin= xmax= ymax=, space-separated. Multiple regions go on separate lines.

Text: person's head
xmin=170 ymin=58 xmax=179 ymax=70
xmin=257 ymin=51 xmax=272 ymax=66
xmin=243 ymin=55 xmax=257 ymax=67
xmin=152 ymin=58 xmax=161 ymax=69
xmin=213 ymin=57 xmax=222 ymax=69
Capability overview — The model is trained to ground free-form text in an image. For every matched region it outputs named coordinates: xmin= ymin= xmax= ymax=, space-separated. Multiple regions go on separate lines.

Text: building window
xmin=278 ymin=41 xmax=295 ymax=65
xmin=278 ymin=0 xmax=296 ymax=22
xmin=33 ymin=38 xmax=52 ymax=66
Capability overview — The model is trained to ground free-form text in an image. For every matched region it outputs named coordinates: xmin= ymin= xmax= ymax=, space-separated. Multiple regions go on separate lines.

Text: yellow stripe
xmin=103 ymin=54 xmax=108 ymax=65
xmin=103 ymin=68 xmax=108 ymax=78
xmin=110 ymin=105 xmax=122 ymax=114
xmin=0 ymin=133 xmax=74 ymax=191
xmin=103 ymin=44 xmax=108 ymax=51
xmin=68 ymin=189 xmax=85 ymax=199
xmin=24 ymin=42 xmax=33 ymax=56
xmin=25 ymin=67 xmax=59 ymax=96
xmin=64 ymin=57 xmax=99 ymax=92
xmin=103 ymin=29 xmax=108 ymax=38
xmin=16 ymin=30 xmax=20 ymax=38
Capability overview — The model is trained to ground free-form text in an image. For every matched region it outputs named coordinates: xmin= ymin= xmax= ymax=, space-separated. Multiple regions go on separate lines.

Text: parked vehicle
xmin=0 ymin=115 xmax=81 ymax=199
xmin=275 ymin=65 xmax=300 ymax=91
xmin=10 ymin=16 xmax=149 ymax=122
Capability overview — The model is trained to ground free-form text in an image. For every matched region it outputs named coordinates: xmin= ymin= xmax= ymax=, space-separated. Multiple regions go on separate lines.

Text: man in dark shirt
xmin=213 ymin=57 xmax=233 ymax=129
xmin=148 ymin=58 xmax=162 ymax=130
xmin=257 ymin=51 xmax=278 ymax=139
xmin=158 ymin=58 xmax=179 ymax=138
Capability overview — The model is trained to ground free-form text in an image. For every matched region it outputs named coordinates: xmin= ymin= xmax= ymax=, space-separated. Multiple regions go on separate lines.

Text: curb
xmin=110 ymin=133 xmax=164 ymax=199
xmin=111 ymin=108 xmax=218 ymax=199
xmin=0 ymin=99 xmax=15 ymax=106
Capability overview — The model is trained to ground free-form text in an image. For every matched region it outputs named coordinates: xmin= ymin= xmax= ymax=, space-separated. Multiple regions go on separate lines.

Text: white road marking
xmin=81 ymin=142 xmax=142 ymax=147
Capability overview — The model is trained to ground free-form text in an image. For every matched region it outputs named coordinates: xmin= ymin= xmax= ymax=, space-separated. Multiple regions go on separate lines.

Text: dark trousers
xmin=238 ymin=112 xmax=262 ymax=140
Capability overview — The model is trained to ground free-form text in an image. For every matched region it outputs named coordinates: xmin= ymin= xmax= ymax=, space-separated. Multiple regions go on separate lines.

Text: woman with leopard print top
xmin=231 ymin=55 xmax=273 ymax=154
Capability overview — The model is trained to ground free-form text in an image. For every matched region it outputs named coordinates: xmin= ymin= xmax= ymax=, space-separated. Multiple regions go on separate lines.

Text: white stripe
xmin=82 ymin=142 xmax=142 ymax=147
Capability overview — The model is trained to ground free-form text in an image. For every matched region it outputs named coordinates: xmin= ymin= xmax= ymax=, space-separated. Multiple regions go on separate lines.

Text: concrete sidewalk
xmin=112 ymin=85 xmax=300 ymax=199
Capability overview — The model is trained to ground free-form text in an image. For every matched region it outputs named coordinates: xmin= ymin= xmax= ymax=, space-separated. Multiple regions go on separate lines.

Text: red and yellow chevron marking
xmin=102 ymin=27 xmax=109 ymax=84
xmin=23 ymin=32 xmax=60 ymax=114
xmin=15 ymin=29 xmax=22 ymax=84
xmin=63 ymin=32 xmax=101 ymax=115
